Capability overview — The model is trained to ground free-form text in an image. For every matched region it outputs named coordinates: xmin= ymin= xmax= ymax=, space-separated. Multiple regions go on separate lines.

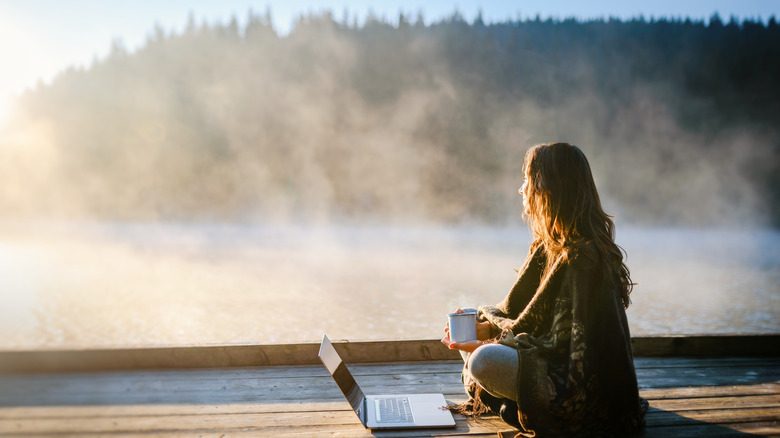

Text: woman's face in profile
xmin=519 ymin=175 xmax=529 ymax=211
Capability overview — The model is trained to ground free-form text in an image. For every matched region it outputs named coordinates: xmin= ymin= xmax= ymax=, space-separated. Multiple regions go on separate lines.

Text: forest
xmin=2 ymin=11 xmax=779 ymax=226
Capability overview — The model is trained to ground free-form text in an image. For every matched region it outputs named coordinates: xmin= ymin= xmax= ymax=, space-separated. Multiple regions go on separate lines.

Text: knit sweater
xmin=474 ymin=242 xmax=648 ymax=437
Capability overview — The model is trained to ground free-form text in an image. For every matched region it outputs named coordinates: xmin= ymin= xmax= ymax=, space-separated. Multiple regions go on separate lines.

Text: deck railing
xmin=0 ymin=334 xmax=777 ymax=374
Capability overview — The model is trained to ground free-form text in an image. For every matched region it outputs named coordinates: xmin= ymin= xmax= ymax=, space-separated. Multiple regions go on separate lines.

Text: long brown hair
xmin=523 ymin=142 xmax=633 ymax=308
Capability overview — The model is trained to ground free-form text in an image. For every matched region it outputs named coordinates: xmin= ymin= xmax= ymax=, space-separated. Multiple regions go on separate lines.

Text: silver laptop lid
xmin=318 ymin=335 xmax=366 ymax=422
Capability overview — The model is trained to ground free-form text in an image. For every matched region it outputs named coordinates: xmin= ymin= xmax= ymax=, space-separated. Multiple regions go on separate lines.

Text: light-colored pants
xmin=466 ymin=343 xmax=519 ymax=400
xmin=458 ymin=308 xmax=519 ymax=400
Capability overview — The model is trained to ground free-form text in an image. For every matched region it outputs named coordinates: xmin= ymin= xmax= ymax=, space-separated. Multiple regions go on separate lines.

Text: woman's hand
xmin=476 ymin=320 xmax=493 ymax=341
xmin=441 ymin=334 xmax=484 ymax=353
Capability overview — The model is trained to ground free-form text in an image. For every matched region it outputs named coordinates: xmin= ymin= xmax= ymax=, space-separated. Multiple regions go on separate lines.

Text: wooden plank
xmin=650 ymin=394 xmax=780 ymax=412
xmin=0 ymin=364 xmax=437 ymax=396
xmin=0 ymin=357 xmax=773 ymax=388
xmin=0 ymin=371 xmax=469 ymax=407
xmin=641 ymin=421 xmax=780 ymax=438
xmin=646 ymin=406 xmax=780 ymax=426
xmin=236 ymin=422 xmax=513 ymax=438
xmin=2 ymin=393 xmax=776 ymax=423
xmin=4 ymin=404 xmax=778 ymax=437
xmin=640 ymin=382 xmax=780 ymax=400
xmin=631 ymin=334 xmax=780 ymax=357
xmin=0 ymin=361 xmax=463 ymax=388
xmin=3 ymin=362 xmax=777 ymax=408
xmin=635 ymin=364 xmax=780 ymax=389
xmin=1 ymin=334 xmax=777 ymax=374
xmin=0 ymin=390 xmax=469 ymax=408
xmin=1 ymin=359 xmax=778 ymax=408
xmin=642 ymin=421 xmax=780 ymax=437
xmin=0 ymin=410 xmax=508 ymax=435
xmin=0 ymin=402 xmax=354 ymax=419
xmin=0 ymin=410 xmax=367 ymax=434
xmin=1 ymin=354 xmax=774 ymax=390
xmin=0 ymin=371 xmax=461 ymax=396
xmin=638 ymin=376 xmax=780 ymax=390
xmin=0 ymin=430 xmax=505 ymax=438
xmin=0 ymin=340 xmax=461 ymax=374
xmin=0 ymin=434 xmax=503 ymax=438
xmin=1 ymin=417 xmax=776 ymax=438
xmin=3 ymin=379 xmax=776 ymax=410
xmin=635 ymin=362 xmax=780 ymax=380
xmin=2 ymin=385 xmax=778 ymax=421
xmin=634 ymin=356 xmax=780 ymax=369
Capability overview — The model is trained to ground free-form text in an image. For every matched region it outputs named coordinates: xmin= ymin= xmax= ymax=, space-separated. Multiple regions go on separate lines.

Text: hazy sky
xmin=0 ymin=0 xmax=778 ymax=125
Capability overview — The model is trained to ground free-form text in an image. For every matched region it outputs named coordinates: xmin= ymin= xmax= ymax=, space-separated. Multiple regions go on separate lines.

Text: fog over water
xmin=0 ymin=223 xmax=777 ymax=349
xmin=0 ymin=14 xmax=778 ymax=348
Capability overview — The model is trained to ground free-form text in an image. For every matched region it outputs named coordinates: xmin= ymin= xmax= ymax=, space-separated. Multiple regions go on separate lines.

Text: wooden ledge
xmin=0 ymin=334 xmax=777 ymax=374
xmin=631 ymin=333 xmax=780 ymax=357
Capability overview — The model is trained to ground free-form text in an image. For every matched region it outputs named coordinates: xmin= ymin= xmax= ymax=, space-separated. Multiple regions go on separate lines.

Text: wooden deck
xmin=0 ymin=339 xmax=778 ymax=437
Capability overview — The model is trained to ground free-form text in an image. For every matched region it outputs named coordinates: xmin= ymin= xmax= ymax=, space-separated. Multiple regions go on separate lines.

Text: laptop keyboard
xmin=375 ymin=397 xmax=414 ymax=423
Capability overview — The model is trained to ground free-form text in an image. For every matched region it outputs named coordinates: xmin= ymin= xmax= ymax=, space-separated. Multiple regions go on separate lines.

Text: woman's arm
xmin=443 ymin=245 xmax=545 ymax=351
xmin=497 ymin=245 xmax=546 ymax=313
xmin=482 ymin=246 xmax=570 ymax=337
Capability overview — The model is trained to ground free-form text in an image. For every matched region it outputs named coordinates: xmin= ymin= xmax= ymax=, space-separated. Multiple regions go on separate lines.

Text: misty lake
xmin=1 ymin=222 xmax=778 ymax=350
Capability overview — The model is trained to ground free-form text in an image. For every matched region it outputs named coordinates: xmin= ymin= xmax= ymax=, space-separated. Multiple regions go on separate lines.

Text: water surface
xmin=1 ymin=223 xmax=777 ymax=349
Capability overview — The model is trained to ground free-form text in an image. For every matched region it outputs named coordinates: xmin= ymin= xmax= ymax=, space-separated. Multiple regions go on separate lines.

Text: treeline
xmin=4 ymin=11 xmax=779 ymax=226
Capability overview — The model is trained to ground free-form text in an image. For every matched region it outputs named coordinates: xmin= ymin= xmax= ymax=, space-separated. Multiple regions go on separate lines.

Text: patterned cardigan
xmin=474 ymin=242 xmax=648 ymax=437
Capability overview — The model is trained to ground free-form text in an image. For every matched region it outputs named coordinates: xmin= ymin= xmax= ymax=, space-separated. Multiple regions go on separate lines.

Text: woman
xmin=442 ymin=142 xmax=647 ymax=437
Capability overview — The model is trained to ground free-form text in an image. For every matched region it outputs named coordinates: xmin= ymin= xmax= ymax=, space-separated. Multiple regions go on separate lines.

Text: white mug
xmin=448 ymin=311 xmax=477 ymax=342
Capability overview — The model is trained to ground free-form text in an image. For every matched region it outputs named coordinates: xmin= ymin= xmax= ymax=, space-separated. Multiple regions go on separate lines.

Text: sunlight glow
xmin=0 ymin=17 xmax=35 ymax=127
xmin=0 ymin=96 xmax=10 ymax=129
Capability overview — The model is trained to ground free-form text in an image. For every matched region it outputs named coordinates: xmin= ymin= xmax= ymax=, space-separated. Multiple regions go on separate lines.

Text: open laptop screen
xmin=318 ymin=335 xmax=365 ymax=415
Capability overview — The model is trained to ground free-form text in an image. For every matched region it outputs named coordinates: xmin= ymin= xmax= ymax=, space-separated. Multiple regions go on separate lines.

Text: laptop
xmin=318 ymin=334 xmax=456 ymax=429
